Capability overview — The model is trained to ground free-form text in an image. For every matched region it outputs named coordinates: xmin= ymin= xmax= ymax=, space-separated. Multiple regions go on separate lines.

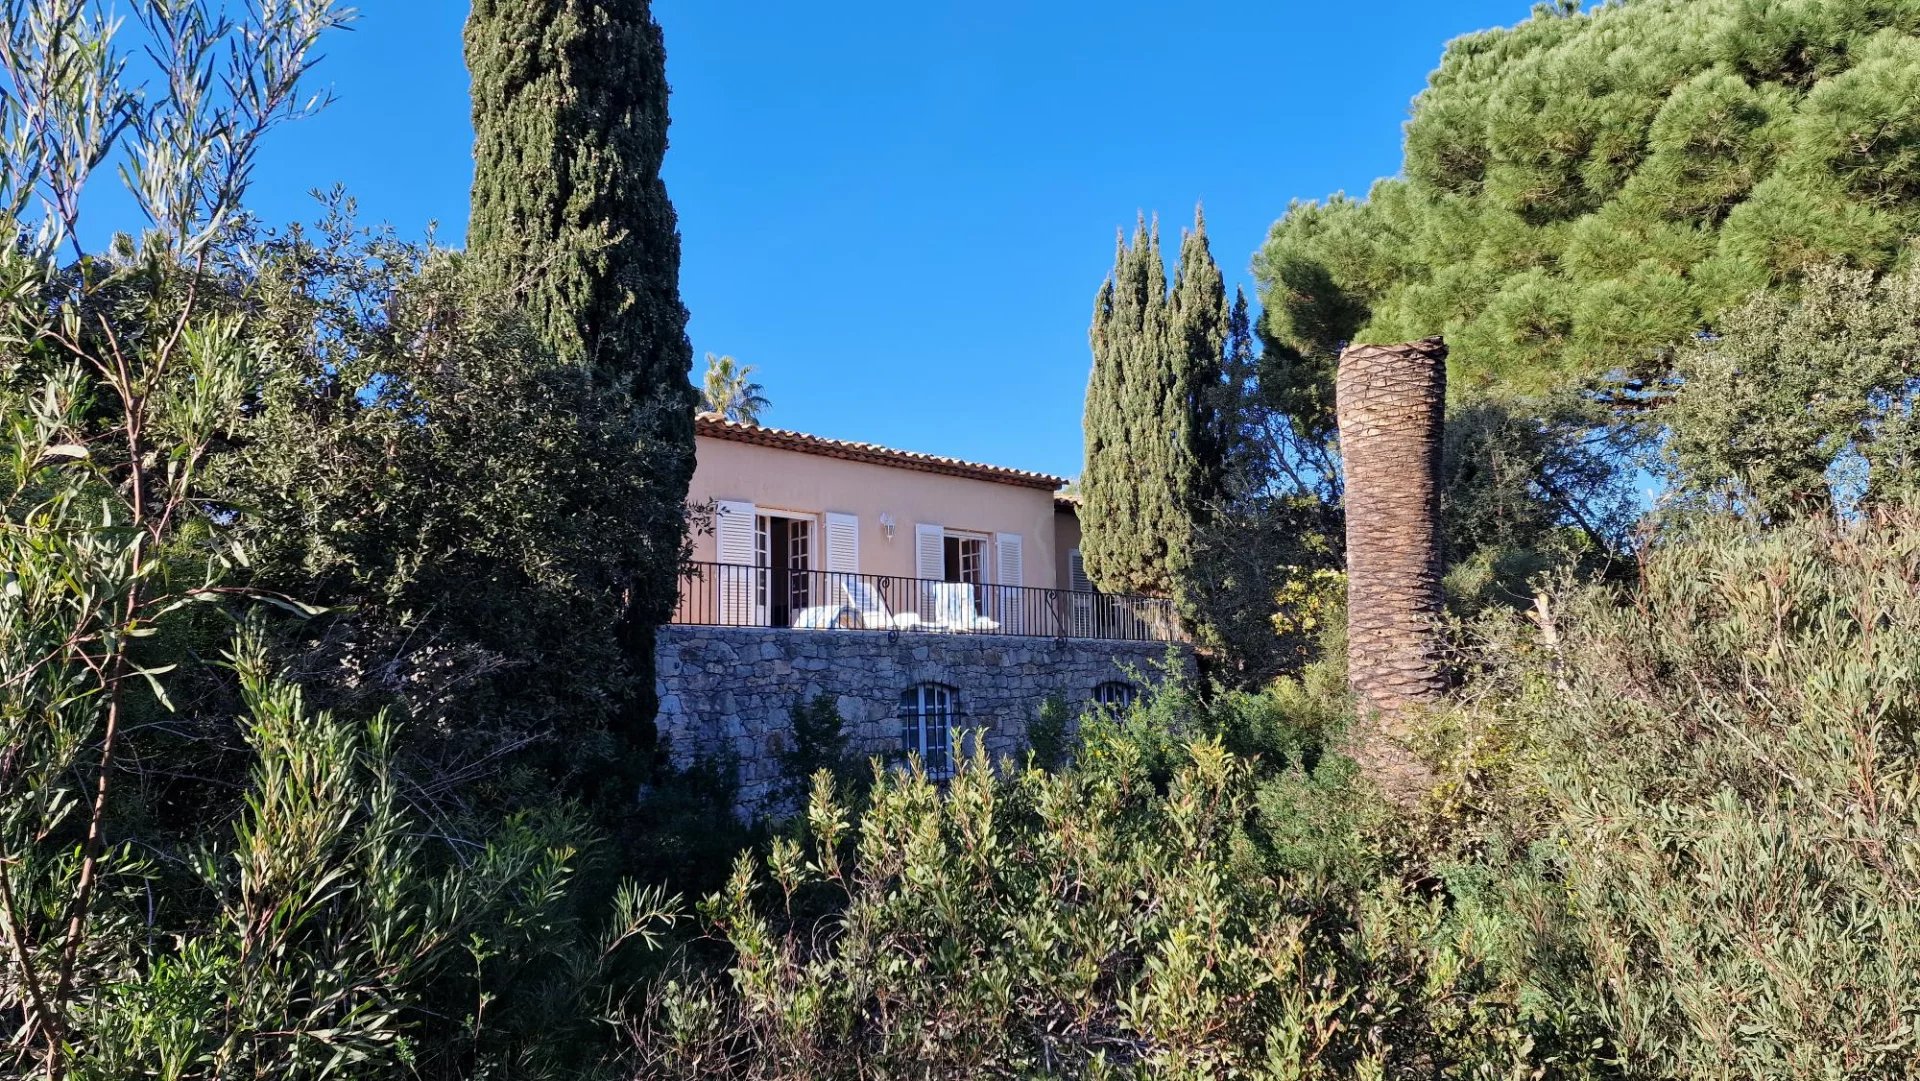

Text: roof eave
xmin=695 ymin=415 xmax=1066 ymax=491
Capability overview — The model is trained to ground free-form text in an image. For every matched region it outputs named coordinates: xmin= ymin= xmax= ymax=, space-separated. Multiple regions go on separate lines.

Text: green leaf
xmin=132 ymin=663 xmax=180 ymax=712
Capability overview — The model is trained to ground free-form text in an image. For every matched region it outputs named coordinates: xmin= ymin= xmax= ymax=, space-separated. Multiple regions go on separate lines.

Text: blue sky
xmin=100 ymin=0 xmax=1542 ymax=479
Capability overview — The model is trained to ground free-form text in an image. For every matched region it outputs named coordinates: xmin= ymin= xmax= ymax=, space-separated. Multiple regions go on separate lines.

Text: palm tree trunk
xmin=1336 ymin=337 xmax=1448 ymax=807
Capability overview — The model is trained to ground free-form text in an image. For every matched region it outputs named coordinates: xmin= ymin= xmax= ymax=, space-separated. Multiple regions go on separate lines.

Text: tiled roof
xmin=696 ymin=414 xmax=1066 ymax=491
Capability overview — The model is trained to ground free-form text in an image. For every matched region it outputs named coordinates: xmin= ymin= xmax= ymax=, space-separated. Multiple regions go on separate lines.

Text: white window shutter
xmin=825 ymin=512 xmax=859 ymax=573
xmin=914 ymin=523 xmax=944 ymax=623
xmin=1068 ymin=547 xmax=1094 ymax=637
xmin=993 ymin=533 xmax=1025 ymax=632
xmin=715 ymin=501 xmax=757 ymax=565
xmin=714 ymin=500 xmax=757 ymax=625
xmin=994 ymin=533 xmax=1023 ymax=587
xmin=915 ymin=523 xmax=944 ymax=581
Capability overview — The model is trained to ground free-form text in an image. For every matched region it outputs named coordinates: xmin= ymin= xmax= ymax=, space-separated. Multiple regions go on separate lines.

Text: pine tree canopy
xmin=1259 ymin=0 xmax=1920 ymax=396
xmin=1082 ymin=210 xmax=1228 ymax=599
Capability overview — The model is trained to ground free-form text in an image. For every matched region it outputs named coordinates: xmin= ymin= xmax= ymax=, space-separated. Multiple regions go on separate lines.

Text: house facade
xmin=657 ymin=415 xmax=1190 ymax=814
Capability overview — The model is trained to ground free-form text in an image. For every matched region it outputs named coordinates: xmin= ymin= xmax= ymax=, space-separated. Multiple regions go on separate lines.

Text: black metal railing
xmin=670 ymin=562 xmax=1182 ymax=643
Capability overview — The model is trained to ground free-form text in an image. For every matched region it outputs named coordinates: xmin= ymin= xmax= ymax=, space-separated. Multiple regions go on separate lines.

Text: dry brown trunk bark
xmin=1336 ymin=336 xmax=1448 ymax=808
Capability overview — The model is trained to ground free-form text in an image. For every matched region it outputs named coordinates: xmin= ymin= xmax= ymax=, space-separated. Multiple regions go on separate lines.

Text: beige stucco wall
xmin=1054 ymin=506 xmax=1082 ymax=590
xmin=687 ymin=434 xmax=1068 ymax=591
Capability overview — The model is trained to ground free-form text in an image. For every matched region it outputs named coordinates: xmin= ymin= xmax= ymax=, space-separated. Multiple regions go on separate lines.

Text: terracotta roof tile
xmin=696 ymin=414 xmax=1066 ymax=491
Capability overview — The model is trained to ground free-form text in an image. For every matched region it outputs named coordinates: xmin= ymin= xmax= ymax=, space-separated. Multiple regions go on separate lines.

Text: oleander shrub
xmin=1443 ymin=510 xmax=1920 ymax=1079
xmin=623 ymin=721 xmax=1599 ymax=1079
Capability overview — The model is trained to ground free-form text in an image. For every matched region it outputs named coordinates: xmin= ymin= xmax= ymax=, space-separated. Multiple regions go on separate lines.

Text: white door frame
xmin=753 ymin=508 xmax=818 ymax=625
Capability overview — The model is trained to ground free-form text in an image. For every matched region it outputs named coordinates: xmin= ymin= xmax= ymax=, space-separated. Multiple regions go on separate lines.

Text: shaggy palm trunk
xmin=1336 ymin=337 xmax=1448 ymax=807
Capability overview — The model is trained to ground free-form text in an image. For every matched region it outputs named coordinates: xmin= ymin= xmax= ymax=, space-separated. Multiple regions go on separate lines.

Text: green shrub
xmin=1 ymin=631 xmax=678 ymax=1080
xmin=1027 ymin=692 xmax=1077 ymax=772
xmin=624 ymin=703 xmax=1593 ymax=1079
xmin=775 ymin=694 xmax=868 ymax=815
xmin=1450 ymin=511 xmax=1920 ymax=1078
xmin=625 ymin=753 xmax=760 ymax=901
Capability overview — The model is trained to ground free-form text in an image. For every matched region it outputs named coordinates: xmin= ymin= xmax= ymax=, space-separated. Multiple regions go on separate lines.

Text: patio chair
xmin=932 ymin=582 xmax=1000 ymax=633
xmin=839 ymin=577 xmax=923 ymax=630
xmin=790 ymin=603 xmax=857 ymax=630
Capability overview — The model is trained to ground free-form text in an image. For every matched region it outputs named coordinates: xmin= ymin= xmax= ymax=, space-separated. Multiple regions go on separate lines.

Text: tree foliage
xmin=1663 ymin=261 xmax=1920 ymax=517
xmin=1081 ymin=210 xmax=1227 ymax=601
xmin=213 ymin=209 xmax=695 ymax=812
xmin=465 ymin=0 xmax=697 ymax=645
xmin=1260 ymin=0 xmax=1920 ymax=395
xmin=699 ymin=352 xmax=770 ymax=424
xmin=0 ymin=8 xmax=690 ymax=1077
xmin=1435 ymin=509 xmax=1920 ymax=1079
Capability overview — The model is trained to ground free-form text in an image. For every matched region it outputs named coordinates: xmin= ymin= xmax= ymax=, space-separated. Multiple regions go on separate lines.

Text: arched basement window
xmin=1093 ymin=681 xmax=1139 ymax=710
xmin=898 ymin=683 xmax=958 ymax=780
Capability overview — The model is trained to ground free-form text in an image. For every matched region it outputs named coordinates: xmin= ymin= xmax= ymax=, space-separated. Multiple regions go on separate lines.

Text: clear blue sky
xmin=130 ymin=0 xmax=1543 ymax=479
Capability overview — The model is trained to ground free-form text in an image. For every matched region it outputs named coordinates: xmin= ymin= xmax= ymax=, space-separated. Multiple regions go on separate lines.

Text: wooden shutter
xmin=824 ymin=512 xmax=859 ymax=573
xmin=824 ymin=512 xmax=859 ymax=609
xmin=994 ymin=533 xmax=1024 ymax=632
xmin=994 ymin=533 xmax=1023 ymax=586
xmin=915 ymin=523 xmax=944 ymax=623
xmin=715 ymin=500 xmax=757 ymax=625
xmin=915 ymin=523 xmax=944 ymax=580
xmin=1068 ymin=547 xmax=1094 ymax=637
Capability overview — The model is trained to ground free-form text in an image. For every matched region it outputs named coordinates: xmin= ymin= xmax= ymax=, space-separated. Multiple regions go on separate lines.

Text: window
xmin=1067 ymin=548 xmax=1093 ymax=593
xmin=1093 ymin=681 xmax=1138 ymax=710
xmin=1067 ymin=548 xmax=1096 ymax=637
xmin=899 ymin=683 xmax=958 ymax=780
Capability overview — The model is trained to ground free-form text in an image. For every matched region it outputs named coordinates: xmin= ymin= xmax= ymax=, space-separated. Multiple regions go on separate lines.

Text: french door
xmin=754 ymin=513 xmax=813 ymax=626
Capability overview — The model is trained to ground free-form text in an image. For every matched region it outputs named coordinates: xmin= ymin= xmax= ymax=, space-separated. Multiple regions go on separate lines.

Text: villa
xmin=655 ymin=415 xmax=1192 ymax=811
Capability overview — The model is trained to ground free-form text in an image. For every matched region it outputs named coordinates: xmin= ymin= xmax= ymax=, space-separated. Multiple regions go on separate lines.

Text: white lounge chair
xmin=932 ymin=582 xmax=1000 ymax=633
xmin=791 ymin=603 xmax=856 ymax=630
xmin=840 ymin=578 xmax=923 ymax=630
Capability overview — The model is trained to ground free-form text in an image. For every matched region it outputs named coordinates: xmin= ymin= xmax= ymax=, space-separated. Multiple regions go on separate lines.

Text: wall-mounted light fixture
xmin=879 ymin=513 xmax=896 ymax=539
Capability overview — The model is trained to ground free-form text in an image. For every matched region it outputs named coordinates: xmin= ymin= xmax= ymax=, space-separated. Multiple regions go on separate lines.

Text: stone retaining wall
xmin=655 ymin=627 xmax=1190 ymax=815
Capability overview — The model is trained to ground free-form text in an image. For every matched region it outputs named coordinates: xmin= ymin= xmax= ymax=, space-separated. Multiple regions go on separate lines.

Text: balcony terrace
xmin=671 ymin=562 xmax=1182 ymax=643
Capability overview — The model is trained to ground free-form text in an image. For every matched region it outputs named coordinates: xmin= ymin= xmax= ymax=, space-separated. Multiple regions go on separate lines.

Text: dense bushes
xmin=627 ymin=742 xmax=1560 ymax=1078
xmin=0 ymin=7 xmax=702 ymax=1077
xmin=1448 ymin=511 xmax=1920 ymax=1078
xmin=48 ymin=634 xmax=678 ymax=1080
xmin=619 ymin=661 xmax=1591 ymax=1079
xmin=616 ymin=509 xmax=1920 ymax=1079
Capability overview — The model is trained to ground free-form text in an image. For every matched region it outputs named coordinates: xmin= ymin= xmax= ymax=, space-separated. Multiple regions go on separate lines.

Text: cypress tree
xmin=467 ymin=0 xmax=694 ymax=400
xmin=1218 ymin=287 xmax=1261 ymax=492
xmin=1172 ymin=211 xmax=1229 ymax=515
xmin=465 ymin=0 xmax=696 ymax=746
xmin=1082 ymin=210 xmax=1228 ymax=599
xmin=1083 ymin=217 xmax=1162 ymax=596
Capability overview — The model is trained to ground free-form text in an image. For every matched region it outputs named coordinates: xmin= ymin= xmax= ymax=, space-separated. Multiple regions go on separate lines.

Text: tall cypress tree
xmin=1218 ymin=287 xmax=1260 ymax=492
xmin=467 ymin=0 xmax=693 ymax=398
xmin=466 ymin=0 xmax=696 ymax=746
xmin=1083 ymin=217 xmax=1164 ymax=596
xmin=1082 ymin=209 xmax=1228 ymax=599
xmin=1172 ymin=211 xmax=1229 ymax=515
